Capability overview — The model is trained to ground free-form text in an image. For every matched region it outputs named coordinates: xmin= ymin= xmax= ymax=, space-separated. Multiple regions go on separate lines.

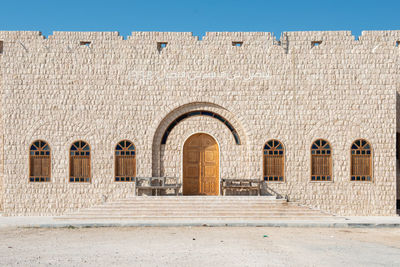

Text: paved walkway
xmin=0 ymin=215 xmax=399 ymax=228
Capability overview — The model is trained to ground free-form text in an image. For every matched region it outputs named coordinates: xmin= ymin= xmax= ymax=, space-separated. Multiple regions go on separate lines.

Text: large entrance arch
xmin=151 ymin=102 xmax=250 ymax=178
xmin=183 ymin=133 xmax=219 ymax=195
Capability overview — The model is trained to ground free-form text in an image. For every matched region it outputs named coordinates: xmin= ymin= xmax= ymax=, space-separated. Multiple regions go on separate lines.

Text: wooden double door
xmin=183 ymin=133 xmax=219 ymax=195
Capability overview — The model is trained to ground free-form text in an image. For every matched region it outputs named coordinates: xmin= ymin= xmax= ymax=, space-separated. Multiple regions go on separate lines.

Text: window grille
xmin=29 ymin=140 xmax=51 ymax=182
xmin=70 ymin=141 xmax=91 ymax=182
xmin=311 ymin=139 xmax=332 ymax=181
xmin=115 ymin=140 xmax=136 ymax=182
xmin=263 ymin=139 xmax=284 ymax=182
xmin=350 ymin=139 xmax=372 ymax=181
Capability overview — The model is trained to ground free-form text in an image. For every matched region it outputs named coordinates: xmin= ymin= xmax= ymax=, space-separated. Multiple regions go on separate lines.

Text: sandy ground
xmin=0 ymin=227 xmax=399 ymax=267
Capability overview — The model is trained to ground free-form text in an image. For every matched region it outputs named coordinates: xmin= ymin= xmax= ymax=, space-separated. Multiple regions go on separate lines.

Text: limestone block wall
xmin=0 ymin=42 xmax=3 ymax=211
xmin=0 ymin=30 xmax=398 ymax=216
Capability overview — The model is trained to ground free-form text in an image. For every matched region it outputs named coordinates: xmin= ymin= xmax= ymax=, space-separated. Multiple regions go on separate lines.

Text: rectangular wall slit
xmin=157 ymin=42 xmax=168 ymax=52
xmin=311 ymin=41 xmax=322 ymax=48
xmin=232 ymin=41 xmax=243 ymax=47
xmin=80 ymin=41 xmax=91 ymax=47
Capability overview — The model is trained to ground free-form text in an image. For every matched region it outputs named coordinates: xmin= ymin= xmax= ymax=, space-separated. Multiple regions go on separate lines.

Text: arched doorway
xmin=183 ymin=133 xmax=219 ymax=195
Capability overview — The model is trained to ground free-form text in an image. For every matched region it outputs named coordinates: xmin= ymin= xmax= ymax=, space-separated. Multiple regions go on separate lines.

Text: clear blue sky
xmin=0 ymin=0 xmax=398 ymax=38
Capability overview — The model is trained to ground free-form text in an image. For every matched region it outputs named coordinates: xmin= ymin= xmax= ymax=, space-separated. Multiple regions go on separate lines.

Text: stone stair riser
xmin=59 ymin=216 xmax=332 ymax=220
xmin=55 ymin=196 xmax=333 ymax=221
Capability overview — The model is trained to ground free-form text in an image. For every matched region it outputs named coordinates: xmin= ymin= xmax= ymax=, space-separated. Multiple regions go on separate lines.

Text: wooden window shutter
xmin=69 ymin=141 xmax=91 ymax=182
xmin=115 ymin=140 xmax=136 ymax=182
xmin=263 ymin=140 xmax=284 ymax=182
xmin=310 ymin=139 xmax=332 ymax=181
xmin=351 ymin=139 xmax=372 ymax=181
xmin=29 ymin=140 xmax=51 ymax=182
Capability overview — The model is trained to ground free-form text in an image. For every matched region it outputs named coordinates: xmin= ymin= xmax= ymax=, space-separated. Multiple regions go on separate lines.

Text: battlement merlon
xmin=0 ymin=30 xmax=399 ymax=49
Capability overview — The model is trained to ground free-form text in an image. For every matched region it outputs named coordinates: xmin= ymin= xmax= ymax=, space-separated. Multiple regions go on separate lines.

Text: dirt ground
xmin=0 ymin=227 xmax=399 ymax=267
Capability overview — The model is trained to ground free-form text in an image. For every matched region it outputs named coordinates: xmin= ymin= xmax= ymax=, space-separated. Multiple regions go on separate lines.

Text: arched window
xmin=263 ymin=139 xmax=284 ymax=182
xmin=70 ymin=141 xmax=91 ymax=182
xmin=311 ymin=139 xmax=332 ymax=181
xmin=29 ymin=140 xmax=51 ymax=182
xmin=115 ymin=140 xmax=136 ymax=182
xmin=351 ymin=139 xmax=372 ymax=181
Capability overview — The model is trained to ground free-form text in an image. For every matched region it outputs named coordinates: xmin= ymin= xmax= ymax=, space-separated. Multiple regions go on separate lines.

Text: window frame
xmin=69 ymin=140 xmax=91 ymax=183
xmin=29 ymin=140 xmax=51 ymax=183
xmin=114 ymin=140 xmax=136 ymax=182
xmin=263 ymin=139 xmax=285 ymax=182
xmin=310 ymin=139 xmax=333 ymax=182
xmin=350 ymin=139 xmax=373 ymax=182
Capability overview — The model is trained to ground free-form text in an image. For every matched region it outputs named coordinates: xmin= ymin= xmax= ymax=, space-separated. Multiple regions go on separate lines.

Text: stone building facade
xmin=0 ymin=30 xmax=399 ymax=216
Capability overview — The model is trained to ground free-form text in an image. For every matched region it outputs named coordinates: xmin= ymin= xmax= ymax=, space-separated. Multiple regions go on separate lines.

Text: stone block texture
xmin=0 ymin=30 xmax=399 ymax=216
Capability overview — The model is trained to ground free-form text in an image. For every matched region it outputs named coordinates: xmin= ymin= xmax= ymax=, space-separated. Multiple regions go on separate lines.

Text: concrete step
xmin=67 ymin=213 xmax=330 ymax=218
xmin=72 ymin=211 xmax=325 ymax=215
xmin=102 ymin=200 xmax=287 ymax=204
xmin=123 ymin=196 xmax=278 ymax=200
xmin=70 ymin=208 xmax=327 ymax=214
xmin=87 ymin=203 xmax=292 ymax=208
xmin=105 ymin=198 xmax=286 ymax=201
xmin=56 ymin=195 xmax=334 ymax=221
xmin=81 ymin=208 xmax=315 ymax=213
xmin=79 ymin=204 xmax=315 ymax=210
xmin=59 ymin=215 xmax=334 ymax=221
xmin=103 ymin=202 xmax=288 ymax=207
xmin=100 ymin=199 xmax=287 ymax=204
xmin=115 ymin=197 xmax=282 ymax=202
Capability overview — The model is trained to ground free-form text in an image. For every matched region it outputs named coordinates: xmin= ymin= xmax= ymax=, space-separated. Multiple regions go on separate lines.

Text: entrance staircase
xmin=56 ymin=196 xmax=336 ymax=221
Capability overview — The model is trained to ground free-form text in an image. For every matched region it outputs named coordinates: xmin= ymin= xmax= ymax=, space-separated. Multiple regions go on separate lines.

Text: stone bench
xmin=136 ymin=177 xmax=181 ymax=196
xmin=220 ymin=179 xmax=261 ymax=196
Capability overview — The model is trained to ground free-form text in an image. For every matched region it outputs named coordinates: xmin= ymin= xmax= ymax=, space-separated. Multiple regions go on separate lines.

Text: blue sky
xmin=0 ymin=0 xmax=398 ymax=38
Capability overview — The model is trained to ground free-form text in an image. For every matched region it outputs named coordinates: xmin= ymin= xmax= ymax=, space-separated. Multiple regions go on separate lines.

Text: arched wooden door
xmin=183 ymin=133 xmax=219 ymax=195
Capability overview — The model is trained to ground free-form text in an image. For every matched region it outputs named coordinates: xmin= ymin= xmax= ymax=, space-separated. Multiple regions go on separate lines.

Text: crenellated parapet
xmin=0 ymin=30 xmax=398 ymax=54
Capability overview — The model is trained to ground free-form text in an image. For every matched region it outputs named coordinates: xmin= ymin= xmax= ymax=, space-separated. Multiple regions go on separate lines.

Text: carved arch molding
xmin=151 ymin=102 xmax=248 ymax=176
